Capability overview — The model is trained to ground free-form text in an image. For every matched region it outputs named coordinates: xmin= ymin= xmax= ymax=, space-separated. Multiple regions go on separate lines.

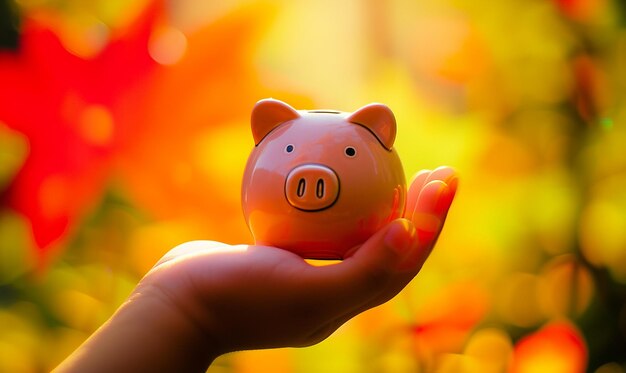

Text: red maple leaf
xmin=0 ymin=2 xmax=288 ymax=267
xmin=0 ymin=4 xmax=159 ymax=265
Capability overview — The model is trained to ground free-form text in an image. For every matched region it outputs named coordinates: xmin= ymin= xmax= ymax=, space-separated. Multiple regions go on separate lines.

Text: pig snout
xmin=285 ymin=164 xmax=339 ymax=211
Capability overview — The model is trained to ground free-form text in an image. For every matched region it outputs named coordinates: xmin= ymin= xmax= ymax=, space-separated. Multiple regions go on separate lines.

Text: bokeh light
xmin=511 ymin=322 xmax=587 ymax=373
xmin=1 ymin=0 xmax=626 ymax=372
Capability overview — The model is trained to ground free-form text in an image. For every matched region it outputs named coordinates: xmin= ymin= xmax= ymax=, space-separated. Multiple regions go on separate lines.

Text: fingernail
xmin=432 ymin=182 xmax=453 ymax=217
xmin=384 ymin=219 xmax=416 ymax=256
xmin=445 ymin=175 xmax=459 ymax=196
xmin=414 ymin=182 xmax=450 ymax=242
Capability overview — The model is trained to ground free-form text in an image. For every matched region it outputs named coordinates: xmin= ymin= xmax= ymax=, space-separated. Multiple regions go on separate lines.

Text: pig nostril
xmin=316 ymin=179 xmax=324 ymax=199
xmin=297 ymin=178 xmax=306 ymax=197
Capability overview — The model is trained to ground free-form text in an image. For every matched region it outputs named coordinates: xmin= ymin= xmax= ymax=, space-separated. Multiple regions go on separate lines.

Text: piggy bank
xmin=241 ymin=99 xmax=406 ymax=259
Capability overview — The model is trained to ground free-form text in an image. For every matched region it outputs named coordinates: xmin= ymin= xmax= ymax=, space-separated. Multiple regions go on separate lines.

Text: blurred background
xmin=0 ymin=0 xmax=625 ymax=371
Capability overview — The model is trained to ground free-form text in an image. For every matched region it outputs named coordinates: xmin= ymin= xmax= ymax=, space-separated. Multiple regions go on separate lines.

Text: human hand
xmin=139 ymin=166 xmax=457 ymax=350
xmin=56 ymin=166 xmax=457 ymax=372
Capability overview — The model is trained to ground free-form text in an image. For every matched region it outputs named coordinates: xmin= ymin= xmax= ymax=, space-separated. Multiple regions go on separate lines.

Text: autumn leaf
xmin=0 ymin=1 xmax=285 ymax=265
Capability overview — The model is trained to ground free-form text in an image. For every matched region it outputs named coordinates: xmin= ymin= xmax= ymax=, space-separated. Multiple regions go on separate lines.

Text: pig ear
xmin=347 ymin=103 xmax=396 ymax=150
xmin=251 ymin=98 xmax=300 ymax=145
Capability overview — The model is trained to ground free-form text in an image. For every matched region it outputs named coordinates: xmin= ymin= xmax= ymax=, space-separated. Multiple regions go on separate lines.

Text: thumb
xmin=302 ymin=181 xmax=457 ymax=322
xmin=345 ymin=218 xmax=422 ymax=274
xmin=307 ymin=219 xmax=424 ymax=315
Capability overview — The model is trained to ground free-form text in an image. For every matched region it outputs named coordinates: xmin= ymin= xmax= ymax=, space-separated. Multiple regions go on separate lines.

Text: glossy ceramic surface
xmin=242 ymin=99 xmax=406 ymax=259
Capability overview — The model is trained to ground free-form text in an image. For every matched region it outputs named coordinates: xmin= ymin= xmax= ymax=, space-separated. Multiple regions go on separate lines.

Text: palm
xmin=141 ymin=166 xmax=457 ymax=353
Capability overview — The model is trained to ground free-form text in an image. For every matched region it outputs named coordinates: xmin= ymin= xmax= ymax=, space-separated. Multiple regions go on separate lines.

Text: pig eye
xmin=285 ymin=144 xmax=295 ymax=153
xmin=344 ymin=146 xmax=356 ymax=157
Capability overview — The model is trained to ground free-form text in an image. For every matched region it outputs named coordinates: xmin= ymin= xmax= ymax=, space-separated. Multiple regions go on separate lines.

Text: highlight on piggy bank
xmin=241 ymin=98 xmax=406 ymax=259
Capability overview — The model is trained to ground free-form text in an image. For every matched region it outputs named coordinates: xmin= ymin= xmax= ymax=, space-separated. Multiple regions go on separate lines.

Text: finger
xmin=405 ymin=169 xmax=432 ymax=221
xmin=405 ymin=166 xmax=458 ymax=221
xmin=411 ymin=180 xmax=456 ymax=249
xmin=424 ymin=166 xmax=458 ymax=195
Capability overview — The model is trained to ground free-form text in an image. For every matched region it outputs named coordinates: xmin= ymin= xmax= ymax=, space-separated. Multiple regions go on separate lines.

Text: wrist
xmin=128 ymin=283 xmax=221 ymax=368
xmin=56 ymin=283 xmax=219 ymax=372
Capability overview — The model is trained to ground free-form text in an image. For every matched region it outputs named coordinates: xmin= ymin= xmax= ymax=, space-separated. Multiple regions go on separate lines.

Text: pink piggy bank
xmin=241 ymin=99 xmax=406 ymax=259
